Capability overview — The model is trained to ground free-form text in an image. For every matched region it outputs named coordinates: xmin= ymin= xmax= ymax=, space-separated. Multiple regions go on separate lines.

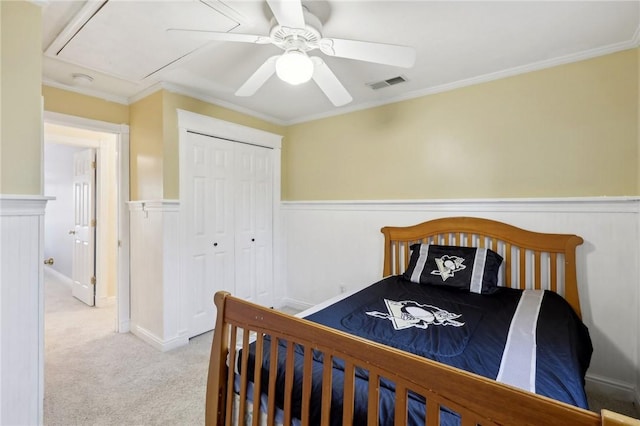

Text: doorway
xmin=43 ymin=112 xmax=130 ymax=332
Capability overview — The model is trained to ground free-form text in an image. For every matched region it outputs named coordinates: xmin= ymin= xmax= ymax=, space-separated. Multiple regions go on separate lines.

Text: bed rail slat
xmin=283 ymin=342 xmax=295 ymax=425
xmin=394 ymin=384 xmax=407 ymax=426
xmin=550 ymin=253 xmax=558 ymax=293
xmin=367 ymin=371 xmax=380 ymax=426
xmin=266 ymin=336 xmax=278 ymax=425
xmin=238 ymin=330 xmax=250 ymax=425
xmin=224 ymin=326 xmax=237 ymax=426
xmin=534 ymin=250 xmax=542 ymax=290
xmin=519 ymin=248 xmax=526 ymax=290
xmin=504 ymin=243 xmax=512 ymax=287
xmin=251 ymin=332 xmax=264 ymax=426
xmin=426 ymin=398 xmax=439 ymax=425
xmin=301 ymin=346 xmax=313 ymax=424
xmin=343 ymin=360 xmax=356 ymax=424
xmin=403 ymin=242 xmax=410 ymax=274
xmin=321 ymin=355 xmax=333 ymax=425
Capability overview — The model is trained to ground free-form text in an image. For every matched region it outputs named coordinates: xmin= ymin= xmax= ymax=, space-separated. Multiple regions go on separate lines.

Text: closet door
xmin=234 ymin=143 xmax=273 ymax=307
xmin=184 ymin=133 xmax=235 ymax=338
xmin=184 ymin=132 xmax=274 ymax=338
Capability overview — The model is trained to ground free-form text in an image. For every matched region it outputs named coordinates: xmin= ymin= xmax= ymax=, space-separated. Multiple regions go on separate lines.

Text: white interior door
xmin=71 ymin=148 xmax=96 ymax=306
xmin=235 ymin=143 xmax=273 ymax=306
xmin=185 ymin=133 xmax=235 ymax=337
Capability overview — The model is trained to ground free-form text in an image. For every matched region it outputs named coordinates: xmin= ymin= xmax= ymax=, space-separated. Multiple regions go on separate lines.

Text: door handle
xmin=69 ymin=230 xmax=76 ymax=235
xmin=44 ymin=258 xmax=54 ymax=265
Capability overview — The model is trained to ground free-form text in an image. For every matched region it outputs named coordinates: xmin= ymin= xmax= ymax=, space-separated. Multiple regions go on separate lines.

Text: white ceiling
xmin=42 ymin=1 xmax=640 ymax=125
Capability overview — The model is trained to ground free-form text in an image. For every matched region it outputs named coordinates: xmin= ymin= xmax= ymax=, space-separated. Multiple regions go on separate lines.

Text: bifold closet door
xmin=184 ymin=133 xmax=235 ymax=338
xmin=184 ymin=132 xmax=274 ymax=338
xmin=234 ymin=142 xmax=273 ymax=306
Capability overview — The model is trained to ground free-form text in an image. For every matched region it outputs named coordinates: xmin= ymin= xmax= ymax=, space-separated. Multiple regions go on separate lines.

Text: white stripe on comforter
xmin=496 ymin=289 xmax=544 ymax=392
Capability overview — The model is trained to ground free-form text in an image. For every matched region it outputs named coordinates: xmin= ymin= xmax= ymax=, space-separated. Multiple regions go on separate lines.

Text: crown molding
xmin=285 ymin=38 xmax=640 ymax=125
xmin=44 ymin=27 xmax=640 ymax=128
xmin=43 ymin=80 xmax=129 ymax=105
xmin=152 ymin=82 xmax=288 ymax=127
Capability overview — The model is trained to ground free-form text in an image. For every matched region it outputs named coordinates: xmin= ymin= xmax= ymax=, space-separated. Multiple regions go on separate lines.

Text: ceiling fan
xmin=168 ymin=0 xmax=416 ymax=107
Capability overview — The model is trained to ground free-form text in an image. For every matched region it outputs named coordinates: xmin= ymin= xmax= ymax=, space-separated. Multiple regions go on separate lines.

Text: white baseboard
xmin=585 ymin=373 xmax=637 ymax=402
xmin=44 ymin=266 xmax=72 ymax=288
xmin=118 ymin=319 xmax=130 ymax=334
xmin=279 ymin=297 xmax=314 ymax=312
xmin=131 ymin=324 xmax=188 ymax=352
xmin=95 ymin=296 xmax=116 ymax=308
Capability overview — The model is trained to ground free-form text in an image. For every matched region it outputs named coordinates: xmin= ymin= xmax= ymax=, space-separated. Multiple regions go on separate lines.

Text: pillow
xmin=403 ymin=244 xmax=503 ymax=294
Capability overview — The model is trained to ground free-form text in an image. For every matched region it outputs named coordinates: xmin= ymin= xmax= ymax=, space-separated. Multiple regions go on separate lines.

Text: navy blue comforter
xmin=240 ymin=275 xmax=592 ymax=425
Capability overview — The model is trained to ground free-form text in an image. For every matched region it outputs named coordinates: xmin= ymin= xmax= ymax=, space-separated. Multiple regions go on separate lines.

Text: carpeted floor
xmin=44 ymin=268 xmax=211 ymax=425
xmin=43 ymin=267 xmax=638 ymax=425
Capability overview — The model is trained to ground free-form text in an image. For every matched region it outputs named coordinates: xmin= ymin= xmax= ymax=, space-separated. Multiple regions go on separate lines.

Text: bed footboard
xmin=205 ymin=291 xmax=637 ymax=426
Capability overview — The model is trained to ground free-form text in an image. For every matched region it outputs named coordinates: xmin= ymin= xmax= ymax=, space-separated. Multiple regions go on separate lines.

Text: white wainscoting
xmin=129 ymin=200 xmax=186 ymax=351
xmin=281 ymin=197 xmax=640 ymax=403
xmin=0 ymin=195 xmax=51 ymax=425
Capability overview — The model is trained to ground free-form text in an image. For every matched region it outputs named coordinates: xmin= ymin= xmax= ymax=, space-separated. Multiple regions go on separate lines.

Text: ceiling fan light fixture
xmin=275 ymin=50 xmax=313 ymax=85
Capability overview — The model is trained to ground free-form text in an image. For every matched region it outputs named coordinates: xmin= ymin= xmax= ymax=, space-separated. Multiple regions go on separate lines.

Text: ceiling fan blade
xmin=166 ymin=28 xmax=271 ymax=44
xmin=266 ymin=0 xmax=305 ymax=29
xmin=310 ymin=57 xmax=353 ymax=107
xmin=235 ymin=55 xmax=279 ymax=97
xmin=319 ymin=38 xmax=416 ymax=68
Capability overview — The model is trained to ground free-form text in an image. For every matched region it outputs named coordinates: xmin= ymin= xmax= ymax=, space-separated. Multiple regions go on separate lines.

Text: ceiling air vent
xmin=366 ymin=75 xmax=408 ymax=90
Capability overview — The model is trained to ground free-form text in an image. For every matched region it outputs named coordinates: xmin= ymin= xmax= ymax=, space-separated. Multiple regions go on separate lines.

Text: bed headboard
xmin=381 ymin=217 xmax=585 ymax=318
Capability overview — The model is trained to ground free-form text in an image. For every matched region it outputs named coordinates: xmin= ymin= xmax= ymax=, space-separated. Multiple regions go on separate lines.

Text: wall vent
xmin=366 ymin=75 xmax=408 ymax=90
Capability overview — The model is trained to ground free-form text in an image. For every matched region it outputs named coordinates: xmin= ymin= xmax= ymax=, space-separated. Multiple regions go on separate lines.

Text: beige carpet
xmin=44 ymin=268 xmax=211 ymax=425
xmin=43 ymin=267 xmax=638 ymax=425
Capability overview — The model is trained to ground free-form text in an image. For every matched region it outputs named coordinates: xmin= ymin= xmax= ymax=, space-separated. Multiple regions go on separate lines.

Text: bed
xmin=205 ymin=216 xmax=638 ymax=426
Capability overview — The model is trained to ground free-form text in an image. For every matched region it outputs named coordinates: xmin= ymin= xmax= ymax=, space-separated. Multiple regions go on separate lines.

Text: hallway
xmin=43 ymin=267 xmax=211 ymax=425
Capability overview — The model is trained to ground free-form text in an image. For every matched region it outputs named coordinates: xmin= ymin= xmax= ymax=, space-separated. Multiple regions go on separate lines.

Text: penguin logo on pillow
xmin=431 ymin=255 xmax=466 ymax=281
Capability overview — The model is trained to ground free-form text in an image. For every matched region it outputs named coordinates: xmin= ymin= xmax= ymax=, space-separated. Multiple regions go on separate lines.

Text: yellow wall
xmin=129 ymin=90 xmax=164 ymax=200
xmin=42 ymin=49 xmax=639 ymax=201
xmin=42 ymin=86 xmax=129 ymax=125
xmin=284 ymin=49 xmax=639 ymax=200
xmin=1 ymin=1 xmax=42 ymax=194
xmin=127 ymin=90 xmax=285 ymax=200
xmin=160 ymin=91 xmax=285 ymax=199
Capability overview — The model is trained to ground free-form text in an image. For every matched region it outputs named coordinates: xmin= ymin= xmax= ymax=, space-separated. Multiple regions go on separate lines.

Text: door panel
xmin=251 ymin=145 xmax=273 ymax=303
xmin=185 ymin=133 xmax=235 ymax=337
xmin=71 ymin=149 xmax=96 ymax=306
xmin=235 ymin=148 xmax=255 ymax=302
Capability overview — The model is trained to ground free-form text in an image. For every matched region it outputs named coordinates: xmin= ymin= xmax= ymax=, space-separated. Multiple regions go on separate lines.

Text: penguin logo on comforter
xmin=366 ymin=299 xmax=465 ymax=330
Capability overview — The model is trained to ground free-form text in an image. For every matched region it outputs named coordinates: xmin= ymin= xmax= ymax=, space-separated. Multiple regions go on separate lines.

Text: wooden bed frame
xmin=205 ymin=217 xmax=638 ymax=426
